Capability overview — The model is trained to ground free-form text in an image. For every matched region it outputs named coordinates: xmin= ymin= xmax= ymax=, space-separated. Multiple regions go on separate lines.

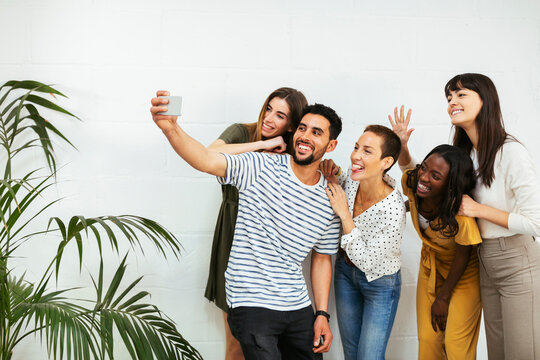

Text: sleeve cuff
xmin=508 ymin=212 xmax=540 ymax=237
xmin=216 ymin=153 xmax=231 ymax=185
xmin=341 ymin=227 xmax=361 ymax=247
xmin=399 ymin=158 xmax=417 ymax=172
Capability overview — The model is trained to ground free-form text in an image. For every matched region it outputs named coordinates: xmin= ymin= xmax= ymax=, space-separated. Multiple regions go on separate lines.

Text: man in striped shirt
xmin=152 ymin=102 xmax=342 ymax=360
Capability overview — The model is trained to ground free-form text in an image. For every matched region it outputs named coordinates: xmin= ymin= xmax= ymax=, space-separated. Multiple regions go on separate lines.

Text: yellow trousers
xmin=416 ymin=263 xmax=482 ymax=360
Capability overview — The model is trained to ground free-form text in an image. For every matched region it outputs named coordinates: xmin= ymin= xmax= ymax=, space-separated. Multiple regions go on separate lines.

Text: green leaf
xmin=25 ymin=94 xmax=79 ymax=120
xmin=0 ymin=80 xmax=66 ymax=97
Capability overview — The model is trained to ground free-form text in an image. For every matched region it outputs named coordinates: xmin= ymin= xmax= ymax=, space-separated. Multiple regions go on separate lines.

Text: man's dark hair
xmin=302 ymin=103 xmax=342 ymax=140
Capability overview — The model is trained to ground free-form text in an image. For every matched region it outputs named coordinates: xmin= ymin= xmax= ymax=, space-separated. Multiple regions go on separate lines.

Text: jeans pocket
xmin=227 ymin=308 xmax=238 ymax=339
xmin=374 ymin=270 xmax=401 ymax=288
xmin=228 ymin=308 xmax=248 ymax=342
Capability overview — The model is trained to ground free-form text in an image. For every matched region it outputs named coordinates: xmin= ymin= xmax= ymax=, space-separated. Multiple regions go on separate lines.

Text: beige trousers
xmin=479 ymin=234 xmax=540 ymax=360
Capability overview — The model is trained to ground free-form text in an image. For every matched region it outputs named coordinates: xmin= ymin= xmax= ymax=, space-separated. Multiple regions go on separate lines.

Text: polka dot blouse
xmin=339 ymin=169 xmax=406 ymax=281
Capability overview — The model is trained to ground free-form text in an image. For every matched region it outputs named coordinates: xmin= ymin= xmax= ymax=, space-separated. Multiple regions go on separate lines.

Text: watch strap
xmin=315 ymin=310 xmax=330 ymax=321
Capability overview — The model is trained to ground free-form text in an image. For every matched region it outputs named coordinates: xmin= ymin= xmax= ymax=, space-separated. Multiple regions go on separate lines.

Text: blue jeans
xmin=335 ymin=255 xmax=401 ymax=360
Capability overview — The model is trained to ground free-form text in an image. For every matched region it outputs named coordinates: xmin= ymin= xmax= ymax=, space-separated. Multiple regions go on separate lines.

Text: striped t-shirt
xmin=218 ymin=152 xmax=340 ymax=311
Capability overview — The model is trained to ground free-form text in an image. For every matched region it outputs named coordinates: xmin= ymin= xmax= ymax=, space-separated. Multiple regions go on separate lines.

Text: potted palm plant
xmin=0 ymin=80 xmax=203 ymax=359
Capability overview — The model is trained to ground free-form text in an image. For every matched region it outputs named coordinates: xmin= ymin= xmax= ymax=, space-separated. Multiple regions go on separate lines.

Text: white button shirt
xmin=338 ymin=170 xmax=406 ymax=281
xmin=471 ymin=141 xmax=540 ymax=239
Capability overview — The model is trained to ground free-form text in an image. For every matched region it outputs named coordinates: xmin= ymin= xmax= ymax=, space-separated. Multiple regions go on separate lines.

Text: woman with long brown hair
xmin=391 ymin=73 xmax=540 ymax=359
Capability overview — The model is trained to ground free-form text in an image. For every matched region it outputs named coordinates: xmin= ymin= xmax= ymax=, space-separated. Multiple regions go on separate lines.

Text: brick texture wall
xmin=1 ymin=0 xmax=539 ymax=358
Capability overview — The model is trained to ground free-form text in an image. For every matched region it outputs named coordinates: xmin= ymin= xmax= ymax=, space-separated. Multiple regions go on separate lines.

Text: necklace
xmin=355 ymin=183 xmax=387 ymax=214
xmin=356 ymin=191 xmax=365 ymax=212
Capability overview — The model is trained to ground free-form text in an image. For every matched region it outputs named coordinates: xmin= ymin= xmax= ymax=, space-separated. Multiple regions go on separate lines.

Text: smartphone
xmin=158 ymin=95 xmax=182 ymax=116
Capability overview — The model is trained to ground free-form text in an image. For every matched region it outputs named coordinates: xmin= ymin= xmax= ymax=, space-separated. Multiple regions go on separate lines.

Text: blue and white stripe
xmin=218 ymin=152 xmax=340 ymax=311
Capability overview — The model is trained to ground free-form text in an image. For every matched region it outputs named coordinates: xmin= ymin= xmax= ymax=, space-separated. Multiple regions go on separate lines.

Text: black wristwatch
xmin=315 ymin=310 xmax=330 ymax=321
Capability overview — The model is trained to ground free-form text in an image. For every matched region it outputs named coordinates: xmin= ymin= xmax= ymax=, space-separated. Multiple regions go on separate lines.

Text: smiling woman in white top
xmin=391 ymin=73 xmax=540 ymax=360
xmin=322 ymin=125 xmax=406 ymax=360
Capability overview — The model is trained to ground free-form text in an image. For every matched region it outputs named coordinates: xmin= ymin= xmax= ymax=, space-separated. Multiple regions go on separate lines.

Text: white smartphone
xmin=158 ymin=95 xmax=182 ymax=116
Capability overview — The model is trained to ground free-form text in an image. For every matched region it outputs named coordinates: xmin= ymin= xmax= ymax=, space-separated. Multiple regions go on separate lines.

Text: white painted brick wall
xmin=1 ymin=0 xmax=539 ymax=358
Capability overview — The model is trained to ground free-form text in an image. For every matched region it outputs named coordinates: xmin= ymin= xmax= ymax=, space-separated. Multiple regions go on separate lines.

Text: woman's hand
xmin=431 ymin=297 xmax=449 ymax=332
xmin=150 ymin=90 xmax=178 ymax=132
xmin=320 ymin=159 xmax=340 ymax=184
xmin=458 ymin=194 xmax=481 ymax=218
xmin=262 ymin=136 xmax=287 ymax=153
xmin=388 ymin=105 xmax=414 ymax=147
xmin=325 ymin=183 xmax=349 ymax=219
xmin=460 ymin=195 xmax=510 ymax=228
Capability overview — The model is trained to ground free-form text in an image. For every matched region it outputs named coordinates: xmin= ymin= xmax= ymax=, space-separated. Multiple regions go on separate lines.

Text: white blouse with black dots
xmin=338 ymin=169 xmax=406 ymax=281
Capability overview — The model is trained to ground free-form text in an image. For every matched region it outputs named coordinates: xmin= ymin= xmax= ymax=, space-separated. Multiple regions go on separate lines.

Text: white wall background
xmin=1 ymin=0 xmax=540 ymax=359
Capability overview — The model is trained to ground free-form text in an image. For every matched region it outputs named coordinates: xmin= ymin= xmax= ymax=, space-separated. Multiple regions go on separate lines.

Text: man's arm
xmin=162 ymin=125 xmax=227 ymax=177
xmin=151 ymin=91 xmax=227 ymax=177
xmin=311 ymin=251 xmax=333 ymax=353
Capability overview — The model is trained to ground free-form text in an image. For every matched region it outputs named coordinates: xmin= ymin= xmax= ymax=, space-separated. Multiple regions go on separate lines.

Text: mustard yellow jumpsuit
xmin=402 ymin=173 xmax=482 ymax=360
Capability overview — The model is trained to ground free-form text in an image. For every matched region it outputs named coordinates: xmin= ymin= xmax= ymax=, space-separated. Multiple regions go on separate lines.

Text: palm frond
xmin=2 ymin=274 xmax=99 ymax=360
xmin=0 ymin=80 xmax=78 ymax=178
xmin=0 ymin=81 xmax=67 ymax=104
xmin=0 ymin=80 xmax=201 ymax=359
xmin=0 ymin=171 xmax=58 ymax=247
xmin=24 ymin=300 xmax=100 ymax=360
xmin=95 ymin=256 xmax=203 ymax=360
xmin=48 ymin=215 xmax=181 ymax=277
